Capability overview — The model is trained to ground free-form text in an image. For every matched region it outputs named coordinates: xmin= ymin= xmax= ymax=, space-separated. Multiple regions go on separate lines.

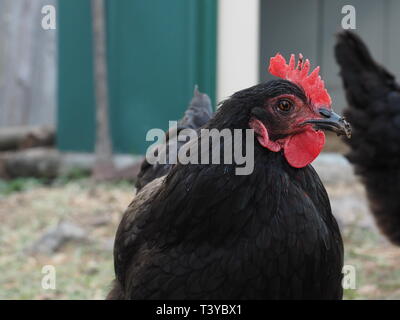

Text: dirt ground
xmin=0 ymin=177 xmax=400 ymax=300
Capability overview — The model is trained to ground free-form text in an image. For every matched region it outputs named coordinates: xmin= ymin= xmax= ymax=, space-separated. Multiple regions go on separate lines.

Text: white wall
xmin=217 ymin=0 xmax=260 ymax=103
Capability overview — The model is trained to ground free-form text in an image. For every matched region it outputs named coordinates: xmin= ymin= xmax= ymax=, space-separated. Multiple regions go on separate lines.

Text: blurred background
xmin=0 ymin=0 xmax=399 ymax=299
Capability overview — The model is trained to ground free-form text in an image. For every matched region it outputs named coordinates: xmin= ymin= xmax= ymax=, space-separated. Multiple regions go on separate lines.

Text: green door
xmin=58 ymin=0 xmax=217 ymax=154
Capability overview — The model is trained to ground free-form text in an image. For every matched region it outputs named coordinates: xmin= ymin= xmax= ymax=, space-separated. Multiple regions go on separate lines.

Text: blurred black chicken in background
xmin=335 ymin=31 xmax=400 ymax=245
xmin=135 ymin=86 xmax=213 ymax=191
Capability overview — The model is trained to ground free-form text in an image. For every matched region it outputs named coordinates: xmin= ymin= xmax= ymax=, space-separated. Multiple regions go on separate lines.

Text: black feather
xmin=108 ymin=81 xmax=344 ymax=300
xmin=135 ymin=86 xmax=213 ymax=191
xmin=335 ymin=31 xmax=400 ymax=245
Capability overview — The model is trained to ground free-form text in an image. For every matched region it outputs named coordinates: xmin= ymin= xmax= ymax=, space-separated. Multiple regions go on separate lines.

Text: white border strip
xmin=217 ymin=0 xmax=260 ymax=103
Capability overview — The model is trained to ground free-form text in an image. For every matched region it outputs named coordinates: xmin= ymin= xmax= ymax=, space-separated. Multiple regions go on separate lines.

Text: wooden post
xmin=91 ymin=0 xmax=115 ymax=180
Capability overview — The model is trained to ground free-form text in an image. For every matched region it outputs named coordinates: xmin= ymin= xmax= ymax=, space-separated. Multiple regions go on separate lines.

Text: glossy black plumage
xmin=335 ymin=31 xmax=400 ymax=245
xmin=108 ymin=80 xmax=344 ymax=299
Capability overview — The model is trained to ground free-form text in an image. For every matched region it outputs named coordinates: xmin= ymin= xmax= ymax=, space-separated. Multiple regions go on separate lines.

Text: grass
xmin=0 ymin=178 xmax=45 ymax=195
xmin=0 ymin=178 xmax=399 ymax=299
xmin=0 ymin=178 xmax=132 ymax=300
xmin=341 ymin=226 xmax=400 ymax=299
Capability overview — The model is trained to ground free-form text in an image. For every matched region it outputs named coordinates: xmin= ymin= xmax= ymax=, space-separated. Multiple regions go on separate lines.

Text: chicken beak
xmin=303 ymin=108 xmax=352 ymax=138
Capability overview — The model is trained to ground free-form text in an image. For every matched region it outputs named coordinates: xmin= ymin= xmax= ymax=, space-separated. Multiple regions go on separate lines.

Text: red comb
xmin=268 ymin=53 xmax=331 ymax=108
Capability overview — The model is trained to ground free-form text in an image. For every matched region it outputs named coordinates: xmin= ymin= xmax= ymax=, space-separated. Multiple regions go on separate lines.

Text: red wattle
xmin=283 ymin=129 xmax=325 ymax=168
xmin=250 ymin=119 xmax=325 ymax=168
xmin=249 ymin=119 xmax=281 ymax=152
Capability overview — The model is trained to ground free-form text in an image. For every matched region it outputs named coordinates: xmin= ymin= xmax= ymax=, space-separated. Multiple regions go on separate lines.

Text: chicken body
xmin=108 ymin=80 xmax=344 ymax=299
xmin=335 ymin=31 xmax=400 ymax=245
xmin=109 ymin=153 xmax=343 ymax=299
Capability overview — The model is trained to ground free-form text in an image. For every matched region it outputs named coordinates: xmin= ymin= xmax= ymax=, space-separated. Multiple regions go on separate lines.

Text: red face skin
xmin=249 ymin=93 xmax=327 ymax=168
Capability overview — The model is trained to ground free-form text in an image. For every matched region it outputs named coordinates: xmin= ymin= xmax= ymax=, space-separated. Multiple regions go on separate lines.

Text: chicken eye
xmin=276 ymin=99 xmax=293 ymax=113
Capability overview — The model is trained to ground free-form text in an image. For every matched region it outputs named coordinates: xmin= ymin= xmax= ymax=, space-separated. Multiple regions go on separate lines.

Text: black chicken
xmin=335 ymin=31 xmax=400 ymax=245
xmin=108 ymin=54 xmax=350 ymax=300
xmin=136 ymin=86 xmax=213 ymax=191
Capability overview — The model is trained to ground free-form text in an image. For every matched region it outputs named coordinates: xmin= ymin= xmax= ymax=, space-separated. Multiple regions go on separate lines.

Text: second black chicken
xmin=335 ymin=31 xmax=400 ymax=245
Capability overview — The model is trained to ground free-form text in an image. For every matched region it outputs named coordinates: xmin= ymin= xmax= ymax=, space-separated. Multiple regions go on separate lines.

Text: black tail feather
xmin=135 ymin=86 xmax=214 ymax=191
xmin=335 ymin=31 xmax=397 ymax=107
xmin=178 ymin=85 xmax=213 ymax=130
